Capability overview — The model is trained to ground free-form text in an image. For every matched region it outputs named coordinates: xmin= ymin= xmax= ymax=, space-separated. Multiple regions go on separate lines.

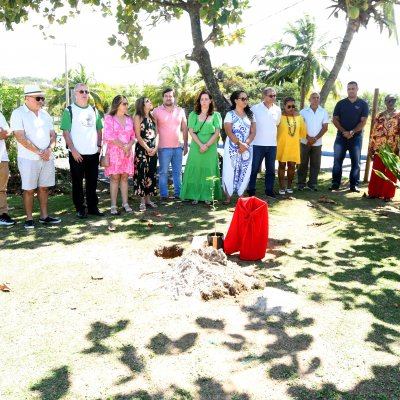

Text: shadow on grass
xmin=287 ymin=363 xmax=400 ymax=400
xmin=82 ymin=319 xmax=130 ymax=354
xmin=30 ymin=366 xmax=70 ymax=400
xmin=147 ymin=332 xmax=198 ymax=355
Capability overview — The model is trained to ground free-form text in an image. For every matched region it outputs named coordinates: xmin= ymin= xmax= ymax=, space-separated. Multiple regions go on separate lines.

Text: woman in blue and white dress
xmin=222 ymin=90 xmax=256 ymax=205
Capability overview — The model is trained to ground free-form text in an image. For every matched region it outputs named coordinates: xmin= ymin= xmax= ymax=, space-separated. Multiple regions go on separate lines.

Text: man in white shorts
xmin=10 ymin=84 xmax=62 ymax=229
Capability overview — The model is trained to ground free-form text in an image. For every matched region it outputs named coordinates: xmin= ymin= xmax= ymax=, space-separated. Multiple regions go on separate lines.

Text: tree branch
xmin=204 ymin=19 xmax=218 ymax=45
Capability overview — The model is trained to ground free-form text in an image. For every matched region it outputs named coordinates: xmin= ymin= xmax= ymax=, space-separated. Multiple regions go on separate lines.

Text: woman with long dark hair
xmin=222 ymin=90 xmax=256 ymax=205
xmin=133 ymin=97 xmax=158 ymax=211
xmin=180 ymin=90 xmax=222 ymax=204
xmin=103 ymin=95 xmax=135 ymax=214
xmin=276 ymin=97 xmax=306 ymax=194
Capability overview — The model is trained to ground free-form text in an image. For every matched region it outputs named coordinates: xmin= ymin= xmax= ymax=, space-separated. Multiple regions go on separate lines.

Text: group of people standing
xmin=0 ymin=81 xmax=398 ymax=228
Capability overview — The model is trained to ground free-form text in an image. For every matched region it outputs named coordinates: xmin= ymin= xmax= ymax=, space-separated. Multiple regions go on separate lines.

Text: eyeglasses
xmin=29 ymin=96 xmax=45 ymax=102
xmin=386 ymin=99 xmax=396 ymax=103
xmin=238 ymin=97 xmax=248 ymax=101
xmin=286 ymin=105 xmax=296 ymax=109
xmin=268 ymin=94 xmax=277 ymax=98
xmin=121 ymin=102 xmax=129 ymax=106
xmin=77 ymin=90 xmax=89 ymax=94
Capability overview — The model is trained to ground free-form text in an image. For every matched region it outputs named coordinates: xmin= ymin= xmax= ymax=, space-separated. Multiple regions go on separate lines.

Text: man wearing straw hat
xmin=10 ymin=84 xmax=61 ymax=229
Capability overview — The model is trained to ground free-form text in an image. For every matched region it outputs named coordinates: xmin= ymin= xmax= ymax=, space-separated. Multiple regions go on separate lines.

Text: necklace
xmin=286 ymin=115 xmax=297 ymax=136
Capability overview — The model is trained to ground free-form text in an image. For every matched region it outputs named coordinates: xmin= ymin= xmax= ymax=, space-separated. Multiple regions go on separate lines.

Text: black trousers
xmin=69 ymin=152 xmax=99 ymax=212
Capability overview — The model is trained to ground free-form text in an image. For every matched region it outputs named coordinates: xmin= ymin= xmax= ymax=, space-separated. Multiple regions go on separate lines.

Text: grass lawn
xmin=0 ymin=170 xmax=399 ymax=400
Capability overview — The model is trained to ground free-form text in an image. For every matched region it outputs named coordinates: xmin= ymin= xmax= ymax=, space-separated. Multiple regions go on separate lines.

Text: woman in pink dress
xmin=104 ymin=95 xmax=135 ymax=214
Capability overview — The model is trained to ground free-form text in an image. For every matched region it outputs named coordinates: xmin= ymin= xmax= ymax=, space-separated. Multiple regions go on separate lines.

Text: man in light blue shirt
xmin=298 ymin=92 xmax=329 ymax=191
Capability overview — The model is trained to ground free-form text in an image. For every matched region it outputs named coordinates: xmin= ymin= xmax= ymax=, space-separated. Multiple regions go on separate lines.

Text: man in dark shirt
xmin=329 ymin=81 xmax=369 ymax=192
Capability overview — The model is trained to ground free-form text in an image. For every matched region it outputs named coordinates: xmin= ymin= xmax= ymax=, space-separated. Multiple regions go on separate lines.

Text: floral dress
xmin=104 ymin=114 xmax=135 ymax=176
xmin=222 ymin=110 xmax=255 ymax=196
xmin=133 ymin=117 xmax=158 ymax=196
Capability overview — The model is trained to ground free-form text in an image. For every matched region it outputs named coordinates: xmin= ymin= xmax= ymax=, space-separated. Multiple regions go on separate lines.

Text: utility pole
xmin=54 ymin=42 xmax=76 ymax=106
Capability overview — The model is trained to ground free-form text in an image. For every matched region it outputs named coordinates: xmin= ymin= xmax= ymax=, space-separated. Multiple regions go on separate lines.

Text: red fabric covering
xmin=368 ymin=155 xmax=397 ymax=199
xmin=224 ymin=196 xmax=269 ymax=260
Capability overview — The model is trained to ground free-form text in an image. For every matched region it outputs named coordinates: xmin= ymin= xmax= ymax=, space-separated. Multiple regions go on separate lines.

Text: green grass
xmin=1 ymin=171 xmax=399 ymax=400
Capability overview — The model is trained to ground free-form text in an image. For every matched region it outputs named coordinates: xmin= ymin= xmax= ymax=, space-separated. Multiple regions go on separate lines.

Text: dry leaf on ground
xmin=318 ymin=195 xmax=336 ymax=204
xmin=0 ymin=283 xmax=11 ymax=292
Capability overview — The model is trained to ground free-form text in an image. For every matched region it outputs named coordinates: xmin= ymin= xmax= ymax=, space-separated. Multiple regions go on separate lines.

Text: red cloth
xmin=368 ymin=155 xmax=397 ymax=199
xmin=224 ymin=197 xmax=269 ymax=260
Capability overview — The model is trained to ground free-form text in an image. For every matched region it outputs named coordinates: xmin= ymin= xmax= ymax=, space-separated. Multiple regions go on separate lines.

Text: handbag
xmin=194 ymin=114 xmax=208 ymax=135
xmin=100 ymin=147 xmax=109 ymax=168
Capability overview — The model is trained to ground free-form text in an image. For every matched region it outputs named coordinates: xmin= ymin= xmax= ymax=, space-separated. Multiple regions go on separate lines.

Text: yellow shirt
xmin=276 ymin=115 xmax=306 ymax=164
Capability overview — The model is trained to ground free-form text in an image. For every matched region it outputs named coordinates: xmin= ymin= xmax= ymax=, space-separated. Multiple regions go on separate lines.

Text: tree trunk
xmin=300 ymin=83 xmax=307 ymax=110
xmin=186 ymin=3 xmax=230 ymax=114
xmin=320 ymin=18 xmax=360 ymax=106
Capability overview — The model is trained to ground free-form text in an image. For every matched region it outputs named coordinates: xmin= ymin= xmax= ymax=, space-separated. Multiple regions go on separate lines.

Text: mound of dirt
xmin=161 ymin=247 xmax=263 ymax=300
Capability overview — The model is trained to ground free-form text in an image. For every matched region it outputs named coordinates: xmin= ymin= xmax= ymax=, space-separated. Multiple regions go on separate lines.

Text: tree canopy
xmin=0 ymin=0 xmax=251 ymax=113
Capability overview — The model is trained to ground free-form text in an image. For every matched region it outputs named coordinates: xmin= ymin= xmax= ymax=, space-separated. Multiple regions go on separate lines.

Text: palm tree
xmin=160 ymin=60 xmax=202 ymax=108
xmin=254 ymin=15 xmax=335 ymax=109
xmin=47 ymin=64 xmax=106 ymax=115
xmin=320 ymin=0 xmax=398 ymax=105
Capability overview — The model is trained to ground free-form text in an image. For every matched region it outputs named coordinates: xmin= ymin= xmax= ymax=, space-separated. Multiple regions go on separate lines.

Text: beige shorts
xmin=18 ymin=158 xmax=55 ymax=190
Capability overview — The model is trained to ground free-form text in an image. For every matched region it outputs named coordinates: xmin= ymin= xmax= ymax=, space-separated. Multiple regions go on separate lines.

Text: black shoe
xmin=39 ymin=216 xmax=62 ymax=224
xmin=350 ymin=186 xmax=360 ymax=193
xmin=328 ymin=184 xmax=339 ymax=191
xmin=0 ymin=213 xmax=16 ymax=226
xmin=265 ymin=192 xmax=276 ymax=199
xmin=88 ymin=209 xmax=105 ymax=217
xmin=308 ymin=186 xmax=318 ymax=192
xmin=76 ymin=210 xmax=87 ymax=219
xmin=297 ymin=186 xmax=305 ymax=191
xmin=160 ymin=197 xmax=169 ymax=205
xmin=24 ymin=220 xmax=35 ymax=229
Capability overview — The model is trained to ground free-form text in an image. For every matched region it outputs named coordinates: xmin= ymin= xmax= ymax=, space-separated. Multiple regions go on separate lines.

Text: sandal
xmin=110 ymin=206 xmax=119 ymax=215
xmin=123 ymin=203 xmax=133 ymax=213
xmin=145 ymin=201 xmax=158 ymax=208
xmin=204 ymin=200 xmax=211 ymax=205
xmin=139 ymin=203 xmax=146 ymax=212
xmin=192 ymin=200 xmax=198 ymax=205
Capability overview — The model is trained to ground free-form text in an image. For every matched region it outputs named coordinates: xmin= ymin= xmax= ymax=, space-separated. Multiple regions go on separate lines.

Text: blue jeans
xmin=332 ymin=133 xmax=363 ymax=188
xmin=247 ymin=145 xmax=277 ymax=196
xmin=158 ymin=147 xmax=183 ymax=197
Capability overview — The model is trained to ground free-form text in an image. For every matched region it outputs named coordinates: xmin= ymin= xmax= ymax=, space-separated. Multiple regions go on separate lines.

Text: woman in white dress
xmin=222 ymin=90 xmax=256 ymax=205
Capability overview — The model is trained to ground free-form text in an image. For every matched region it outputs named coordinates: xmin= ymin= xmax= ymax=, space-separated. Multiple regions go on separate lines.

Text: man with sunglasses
xmin=248 ymin=87 xmax=281 ymax=199
xmin=330 ymin=81 xmax=369 ymax=192
xmin=10 ymin=84 xmax=61 ymax=229
xmin=298 ymin=92 xmax=329 ymax=191
xmin=61 ymin=83 xmax=104 ymax=218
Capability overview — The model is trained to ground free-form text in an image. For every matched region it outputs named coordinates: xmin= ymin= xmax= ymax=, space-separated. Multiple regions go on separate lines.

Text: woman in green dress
xmin=180 ymin=90 xmax=223 ymax=204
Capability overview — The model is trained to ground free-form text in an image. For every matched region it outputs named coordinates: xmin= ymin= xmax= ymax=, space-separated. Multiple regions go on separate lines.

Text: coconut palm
xmin=47 ymin=64 xmax=106 ymax=115
xmin=320 ymin=0 xmax=399 ymax=105
xmin=254 ymin=15 xmax=335 ymax=109
xmin=160 ymin=60 xmax=202 ymax=108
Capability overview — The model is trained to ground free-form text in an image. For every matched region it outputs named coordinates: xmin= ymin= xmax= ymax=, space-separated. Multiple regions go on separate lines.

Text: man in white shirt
xmin=10 ymin=84 xmax=61 ymax=229
xmin=0 ymin=111 xmax=16 ymax=225
xmin=248 ymin=87 xmax=281 ymax=198
xmin=61 ymin=83 xmax=104 ymax=218
xmin=298 ymin=92 xmax=329 ymax=191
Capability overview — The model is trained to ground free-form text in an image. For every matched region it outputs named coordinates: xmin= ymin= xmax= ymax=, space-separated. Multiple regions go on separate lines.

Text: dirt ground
xmin=1 ymin=191 xmax=399 ymax=400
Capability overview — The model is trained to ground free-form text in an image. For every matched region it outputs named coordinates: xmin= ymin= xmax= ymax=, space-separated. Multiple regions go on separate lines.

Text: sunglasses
xmin=268 ymin=94 xmax=277 ymax=98
xmin=30 ymin=96 xmax=45 ymax=102
xmin=386 ymin=99 xmax=396 ymax=103
xmin=286 ymin=105 xmax=296 ymax=109
xmin=77 ymin=90 xmax=89 ymax=94
xmin=238 ymin=97 xmax=248 ymax=101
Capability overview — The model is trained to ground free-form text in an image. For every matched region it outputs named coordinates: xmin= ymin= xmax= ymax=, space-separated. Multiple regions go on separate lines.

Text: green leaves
xmin=374 ymin=144 xmax=400 ymax=187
